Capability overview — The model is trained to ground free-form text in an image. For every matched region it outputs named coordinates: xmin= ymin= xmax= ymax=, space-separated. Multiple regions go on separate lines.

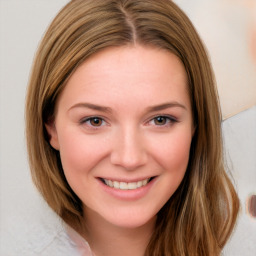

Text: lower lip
xmin=97 ymin=178 xmax=157 ymax=201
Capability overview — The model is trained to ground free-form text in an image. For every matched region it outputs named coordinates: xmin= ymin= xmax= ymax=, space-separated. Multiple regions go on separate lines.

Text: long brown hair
xmin=26 ymin=0 xmax=239 ymax=255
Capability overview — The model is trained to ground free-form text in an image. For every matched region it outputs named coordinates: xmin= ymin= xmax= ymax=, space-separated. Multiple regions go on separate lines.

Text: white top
xmin=64 ymin=223 xmax=93 ymax=256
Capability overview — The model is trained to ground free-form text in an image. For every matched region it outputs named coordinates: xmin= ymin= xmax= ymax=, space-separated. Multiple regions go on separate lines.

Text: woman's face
xmin=46 ymin=45 xmax=194 ymax=229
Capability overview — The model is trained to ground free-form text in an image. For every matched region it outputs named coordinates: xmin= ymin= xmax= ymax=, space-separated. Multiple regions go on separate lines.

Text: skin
xmin=46 ymin=45 xmax=194 ymax=255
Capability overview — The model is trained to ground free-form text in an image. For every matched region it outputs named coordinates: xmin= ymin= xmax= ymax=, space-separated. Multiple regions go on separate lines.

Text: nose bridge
xmin=110 ymin=124 xmax=147 ymax=170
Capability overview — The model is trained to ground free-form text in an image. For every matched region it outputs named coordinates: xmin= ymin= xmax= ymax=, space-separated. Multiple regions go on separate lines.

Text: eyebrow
xmin=69 ymin=101 xmax=187 ymax=113
xmin=146 ymin=102 xmax=187 ymax=112
xmin=69 ymin=103 xmax=112 ymax=113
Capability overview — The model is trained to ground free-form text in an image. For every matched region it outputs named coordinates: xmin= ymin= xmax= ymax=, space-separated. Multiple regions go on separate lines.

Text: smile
xmin=101 ymin=178 xmax=154 ymax=190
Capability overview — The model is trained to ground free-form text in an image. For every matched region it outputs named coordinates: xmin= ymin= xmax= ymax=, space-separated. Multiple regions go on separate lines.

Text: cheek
xmin=146 ymin=131 xmax=192 ymax=213
xmin=57 ymin=130 xmax=109 ymax=180
xmin=153 ymin=131 xmax=192 ymax=171
xmin=150 ymin=130 xmax=192 ymax=199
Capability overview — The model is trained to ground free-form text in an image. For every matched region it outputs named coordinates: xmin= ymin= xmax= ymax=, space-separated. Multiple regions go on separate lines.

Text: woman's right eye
xmin=81 ymin=117 xmax=106 ymax=127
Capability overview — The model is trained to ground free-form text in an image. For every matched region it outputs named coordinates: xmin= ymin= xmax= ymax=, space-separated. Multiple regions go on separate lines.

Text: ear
xmin=45 ymin=121 xmax=60 ymax=150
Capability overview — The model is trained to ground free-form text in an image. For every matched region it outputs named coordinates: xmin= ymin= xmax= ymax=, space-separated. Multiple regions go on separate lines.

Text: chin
xmin=102 ymin=208 xmax=157 ymax=229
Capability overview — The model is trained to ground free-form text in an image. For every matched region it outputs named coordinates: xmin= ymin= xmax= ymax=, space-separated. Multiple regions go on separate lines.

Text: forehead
xmin=57 ymin=45 xmax=190 ymax=111
xmin=75 ymin=45 xmax=187 ymax=84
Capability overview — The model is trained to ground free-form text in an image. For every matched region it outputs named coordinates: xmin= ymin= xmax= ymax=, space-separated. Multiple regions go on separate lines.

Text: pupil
xmin=91 ymin=118 xmax=102 ymax=126
xmin=155 ymin=116 xmax=166 ymax=125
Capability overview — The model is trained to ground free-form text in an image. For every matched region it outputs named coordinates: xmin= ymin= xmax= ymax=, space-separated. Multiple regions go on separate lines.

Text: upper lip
xmin=97 ymin=176 xmax=156 ymax=183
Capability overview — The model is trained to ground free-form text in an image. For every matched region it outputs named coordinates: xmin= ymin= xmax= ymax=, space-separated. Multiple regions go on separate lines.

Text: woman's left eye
xmin=149 ymin=116 xmax=176 ymax=126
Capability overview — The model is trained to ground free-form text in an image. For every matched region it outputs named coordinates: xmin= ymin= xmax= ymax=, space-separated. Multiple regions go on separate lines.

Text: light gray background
xmin=1 ymin=0 xmax=255 ymax=255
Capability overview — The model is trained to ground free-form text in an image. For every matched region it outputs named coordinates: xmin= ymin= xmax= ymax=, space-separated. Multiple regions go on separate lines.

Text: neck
xmin=82 ymin=208 xmax=155 ymax=256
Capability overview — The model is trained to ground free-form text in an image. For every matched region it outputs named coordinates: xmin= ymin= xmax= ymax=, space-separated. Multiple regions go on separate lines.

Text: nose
xmin=110 ymin=127 xmax=148 ymax=170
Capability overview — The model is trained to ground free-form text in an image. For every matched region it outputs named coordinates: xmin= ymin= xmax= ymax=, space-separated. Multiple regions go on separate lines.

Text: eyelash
xmin=80 ymin=115 xmax=178 ymax=129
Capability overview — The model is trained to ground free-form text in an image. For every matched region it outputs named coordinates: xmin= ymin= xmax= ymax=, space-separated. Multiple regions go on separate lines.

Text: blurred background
xmin=176 ymin=0 xmax=256 ymax=119
xmin=0 ymin=0 xmax=255 ymax=255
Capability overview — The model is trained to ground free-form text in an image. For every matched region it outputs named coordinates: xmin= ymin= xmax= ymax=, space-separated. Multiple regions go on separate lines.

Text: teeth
xmin=128 ymin=182 xmax=137 ymax=189
xmin=113 ymin=181 xmax=119 ymax=189
xmin=108 ymin=180 xmax=113 ymax=187
xmin=120 ymin=182 xmax=128 ymax=190
xmin=142 ymin=179 xmax=148 ymax=186
xmin=103 ymin=178 xmax=151 ymax=190
xmin=137 ymin=181 xmax=143 ymax=187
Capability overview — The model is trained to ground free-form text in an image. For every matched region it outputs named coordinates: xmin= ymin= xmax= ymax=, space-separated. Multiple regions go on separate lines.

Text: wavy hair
xmin=26 ymin=0 xmax=239 ymax=255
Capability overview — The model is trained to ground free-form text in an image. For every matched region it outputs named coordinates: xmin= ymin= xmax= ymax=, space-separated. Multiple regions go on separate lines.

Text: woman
xmin=26 ymin=0 xmax=239 ymax=255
